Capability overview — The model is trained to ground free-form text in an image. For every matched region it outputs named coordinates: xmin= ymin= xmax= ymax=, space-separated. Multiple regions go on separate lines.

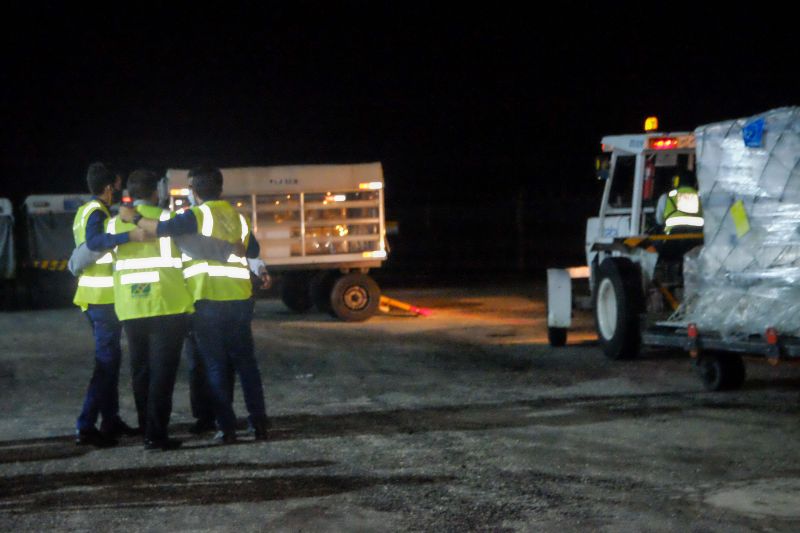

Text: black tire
xmin=280 ymin=272 xmax=313 ymax=313
xmin=696 ymin=353 xmax=746 ymax=391
xmin=0 ymin=280 xmax=12 ymax=311
xmin=311 ymin=271 xmax=337 ymax=313
xmin=548 ymin=327 xmax=567 ymax=347
xmin=28 ymin=270 xmax=73 ymax=309
xmin=593 ymin=257 xmax=644 ymax=360
xmin=329 ymin=272 xmax=380 ymax=322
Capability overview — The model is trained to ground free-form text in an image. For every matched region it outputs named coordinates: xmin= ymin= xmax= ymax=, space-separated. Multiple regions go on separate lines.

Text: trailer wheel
xmin=280 ymin=272 xmax=313 ymax=313
xmin=329 ymin=272 xmax=380 ymax=322
xmin=548 ymin=327 xmax=567 ymax=347
xmin=594 ymin=258 xmax=643 ymax=360
xmin=696 ymin=353 xmax=746 ymax=391
xmin=311 ymin=271 xmax=337 ymax=313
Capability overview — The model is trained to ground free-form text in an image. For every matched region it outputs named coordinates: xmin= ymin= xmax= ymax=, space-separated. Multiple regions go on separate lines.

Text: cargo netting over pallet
xmin=682 ymin=107 xmax=800 ymax=338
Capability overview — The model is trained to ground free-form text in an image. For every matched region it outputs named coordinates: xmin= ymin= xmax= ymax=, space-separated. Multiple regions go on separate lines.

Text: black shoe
xmin=76 ymin=427 xmax=119 ymax=448
xmin=212 ymin=431 xmax=237 ymax=445
xmin=144 ymin=438 xmax=183 ymax=451
xmin=189 ymin=419 xmax=217 ymax=435
xmin=248 ymin=417 xmax=271 ymax=441
xmin=102 ymin=418 xmax=141 ymax=438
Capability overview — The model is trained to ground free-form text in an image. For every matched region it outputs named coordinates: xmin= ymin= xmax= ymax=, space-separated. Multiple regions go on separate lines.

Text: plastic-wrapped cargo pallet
xmin=683 ymin=107 xmax=800 ymax=339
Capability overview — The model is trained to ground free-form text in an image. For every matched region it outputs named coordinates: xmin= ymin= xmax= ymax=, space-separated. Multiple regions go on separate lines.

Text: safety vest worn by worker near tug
xmin=107 ymin=205 xmax=194 ymax=321
xmin=72 ymin=200 xmax=115 ymax=311
xmin=663 ymin=186 xmax=704 ymax=234
xmin=182 ymin=200 xmax=252 ymax=302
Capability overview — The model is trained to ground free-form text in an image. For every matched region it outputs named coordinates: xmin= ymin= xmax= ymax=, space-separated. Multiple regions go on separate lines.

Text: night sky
xmin=2 ymin=3 xmax=796 ymax=273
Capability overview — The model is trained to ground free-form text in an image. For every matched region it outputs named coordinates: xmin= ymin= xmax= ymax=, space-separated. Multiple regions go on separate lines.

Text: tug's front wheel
xmin=594 ymin=258 xmax=643 ymax=360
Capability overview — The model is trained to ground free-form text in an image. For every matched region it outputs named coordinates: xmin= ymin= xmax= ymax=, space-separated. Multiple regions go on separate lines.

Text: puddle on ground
xmin=705 ymin=478 xmax=800 ymax=519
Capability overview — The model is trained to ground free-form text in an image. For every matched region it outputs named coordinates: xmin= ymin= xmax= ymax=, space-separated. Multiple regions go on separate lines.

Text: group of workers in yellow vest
xmin=72 ymin=162 xmax=268 ymax=450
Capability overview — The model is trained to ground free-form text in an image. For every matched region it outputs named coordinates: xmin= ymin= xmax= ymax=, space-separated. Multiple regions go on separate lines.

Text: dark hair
xmin=127 ymin=169 xmax=160 ymax=200
xmin=188 ymin=165 xmax=223 ymax=200
xmin=86 ymin=162 xmax=115 ymax=195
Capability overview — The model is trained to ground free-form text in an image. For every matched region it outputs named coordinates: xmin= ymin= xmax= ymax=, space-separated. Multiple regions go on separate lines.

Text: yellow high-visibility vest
xmin=182 ymin=200 xmax=252 ymax=302
xmin=663 ymin=186 xmax=704 ymax=233
xmin=108 ymin=204 xmax=194 ymax=320
xmin=72 ymin=200 xmax=115 ymax=310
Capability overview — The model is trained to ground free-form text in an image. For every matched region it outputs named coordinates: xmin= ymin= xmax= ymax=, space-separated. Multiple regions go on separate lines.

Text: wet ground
xmin=2 ymin=282 xmax=800 ymax=532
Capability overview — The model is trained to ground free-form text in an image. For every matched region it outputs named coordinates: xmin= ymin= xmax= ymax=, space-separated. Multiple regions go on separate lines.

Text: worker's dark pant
xmin=184 ymin=329 xmax=234 ymax=424
xmin=77 ymin=304 xmax=122 ymax=433
xmin=123 ymin=314 xmax=188 ymax=442
xmin=192 ymin=299 xmax=267 ymax=433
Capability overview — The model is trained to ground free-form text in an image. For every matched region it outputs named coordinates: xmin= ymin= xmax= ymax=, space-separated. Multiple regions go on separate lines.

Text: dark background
xmin=2 ymin=3 xmax=796 ymax=280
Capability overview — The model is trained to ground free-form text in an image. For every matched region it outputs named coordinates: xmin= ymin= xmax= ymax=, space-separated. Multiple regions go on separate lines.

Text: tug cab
xmin=548 ymin=117 xmax=704 ymax=357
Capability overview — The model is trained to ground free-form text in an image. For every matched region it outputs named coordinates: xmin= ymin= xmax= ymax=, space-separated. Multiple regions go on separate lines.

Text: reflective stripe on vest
xmin=73 ymin=201 xmax=103 ymax=242
xmin=665 ymin=215 xmax=704 ymax=228
xmin=197 ymin=206 xmax=249 ymax=245
xmin=226 ymin=254 xmax=247 ymax=265
xmin=183 ymin=263 xmax=251 ymax=279
xmin=83 ymin=201 xmax=101 ymax=223
xmin=199 ymin=204 xmax=214 ymax=237
xmin=193 ymin=206 xmax=250 ymax=276
xmin=239 ymin=213 xmax=248 ymax=242
xmin=78 ymin=276 xmax=115 ymax=288
xmin=116 ymin=257 xmax=183 ymax=270
xmin=663 ymin=186 xmax=703 ymax=234
xmin=120 ymin=271 xmax=160 ymax=284
xmin=158 ymin=210 xmax=173 ymax=260
xmin=184 ymin=202 xmax=252 ymax=301
xmin=110 ymin=206 xmax=194 ymax=320
xmin=73 ymin=200 xmax=115 ymax=309
xmin=111 ymin=210 xmax=182 ymax=271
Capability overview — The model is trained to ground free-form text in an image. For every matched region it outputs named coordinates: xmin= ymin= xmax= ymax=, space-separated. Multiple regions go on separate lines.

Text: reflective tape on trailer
xmin=32 ymin=260 xmax=69 ymax=271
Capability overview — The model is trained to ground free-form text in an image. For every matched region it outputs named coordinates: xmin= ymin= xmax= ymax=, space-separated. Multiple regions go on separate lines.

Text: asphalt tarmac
xmin=2 ymin=283 xmax=800 ymax=532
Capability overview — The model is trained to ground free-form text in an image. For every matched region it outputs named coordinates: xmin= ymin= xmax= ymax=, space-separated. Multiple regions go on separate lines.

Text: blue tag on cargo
xmin=743 ymin=118 xmax=765 ymax=148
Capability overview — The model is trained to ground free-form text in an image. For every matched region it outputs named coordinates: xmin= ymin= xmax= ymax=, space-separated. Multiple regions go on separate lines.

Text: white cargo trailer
xmin=21 ymin=194 xmax=93 ymax=307
xmin=166 ymin=162 xmax=388 ymax=321
xmin=0 ymin=198 xmax=14 ymax=281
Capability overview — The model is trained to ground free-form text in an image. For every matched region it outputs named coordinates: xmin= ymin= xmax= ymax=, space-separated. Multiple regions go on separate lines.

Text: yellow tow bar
xmin=379 ymin=295 xmax=431 ymax=317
